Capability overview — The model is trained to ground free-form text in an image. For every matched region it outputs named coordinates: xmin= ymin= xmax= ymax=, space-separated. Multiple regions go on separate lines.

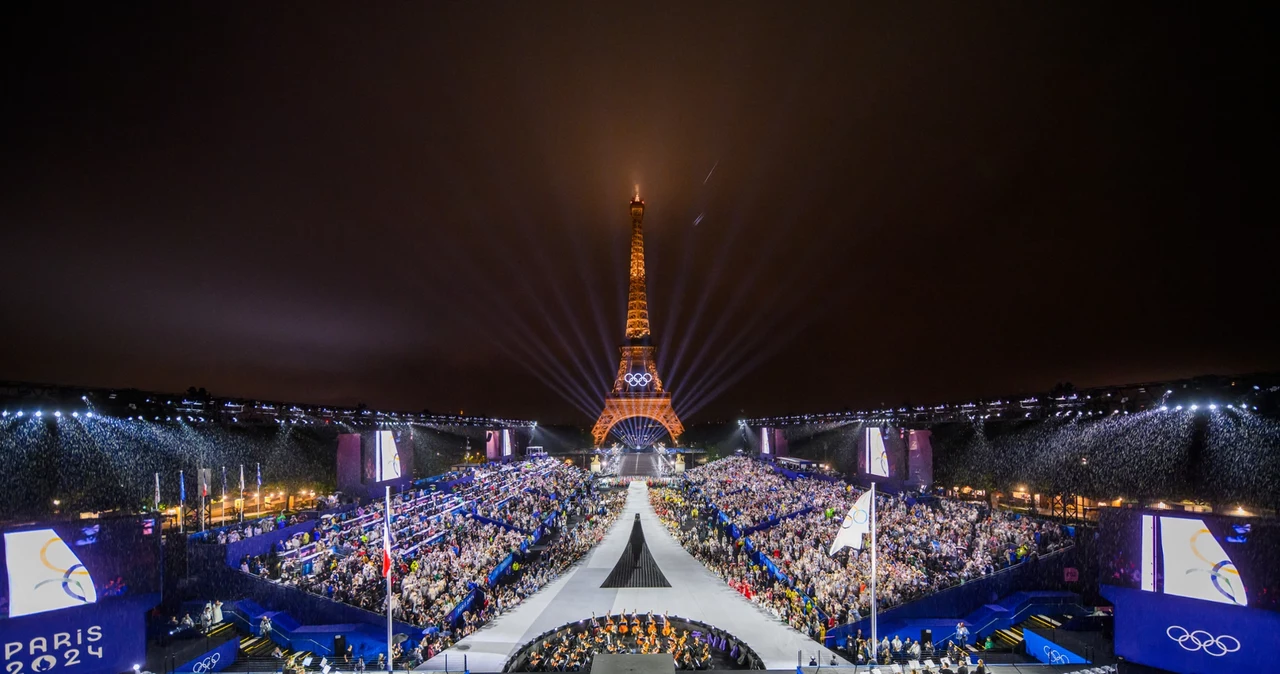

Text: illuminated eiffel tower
xmin=591 ymin=188 xmax=684 ymax=448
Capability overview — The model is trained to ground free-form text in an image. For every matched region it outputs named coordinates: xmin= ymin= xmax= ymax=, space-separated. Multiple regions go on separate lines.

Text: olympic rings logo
xmin=840 ymin=509 xmax=869 ymax=529
xmin=1166 ymin=626 xmax=1241 ymax=657
xmin=1189 ymin=528 xmax=1246 ymax=605
xmin=623 ymin=373 xmax=653 ymax=388
xmin=37 ymin=535 xmax=93 ymax=603
xmin=192 ymin=653 xmax=222 ymax=673
xmin=1043 ymin=646 xmax=1069 ymax=665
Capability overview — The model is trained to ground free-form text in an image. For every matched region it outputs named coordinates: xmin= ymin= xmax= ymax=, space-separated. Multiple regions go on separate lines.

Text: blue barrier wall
xmin=824 ymin=547 xmax=1076 ymax=648
xmin=187 ymin=513 xmax=311 ymax=544
xmin=186 ymin=553 xmax=422 ymax=641
xmin=741 ymin=506 xmax=813 ymax=536
xmin=1023 ymin=629 xmax=1087 ymax=665
xmin=174 ymin=636 xmax=239 ymax=673
xmin=1 ymin=594 xmax=159 ymax=674
xmin=219 ymin=519 xmax=319 ymax=566
xmin=1103 ymin=585 xmax=1280 ymax=674
xmin=445 ymin=588 xmax=481 ymax=627
xmin=488 ymin=554 xmax=516 ymax=586
xmin=471 ymin=513 xmax=532 ymax=535
xmin=225 ymin=601 xmax=416 ymax=659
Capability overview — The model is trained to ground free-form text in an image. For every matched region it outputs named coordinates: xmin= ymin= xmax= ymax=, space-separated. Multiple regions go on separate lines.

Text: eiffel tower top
xmin=625 ymin=187 xmax=650 ymax=343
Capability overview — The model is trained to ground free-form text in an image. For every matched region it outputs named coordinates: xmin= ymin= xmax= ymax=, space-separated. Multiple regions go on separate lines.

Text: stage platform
xmin=591 ymin=654 xmax=674 ymax=674
xmin=417 ymin=482 xmax=849 ymax=672
xmin=617 ymin=454 xmax=662 ymax=477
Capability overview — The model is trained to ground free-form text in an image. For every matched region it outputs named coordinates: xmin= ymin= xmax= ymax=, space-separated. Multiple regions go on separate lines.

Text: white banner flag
xmin=829 ymin=489 xmax=874 ymax=555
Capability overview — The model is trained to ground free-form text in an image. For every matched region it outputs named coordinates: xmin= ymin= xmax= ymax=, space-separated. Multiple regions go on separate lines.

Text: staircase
xmin=224 ymin=632 xmax=319 ymax=673
xmin=991 ymin=612 xmax=1069 ymax=650
xmin=206 ymin=623 xmax=238 ymax=641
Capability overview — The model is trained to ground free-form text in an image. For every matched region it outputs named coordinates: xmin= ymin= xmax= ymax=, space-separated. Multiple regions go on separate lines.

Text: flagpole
xmin=870 ymin=481 xmax=877 ymax=663
xmin=239 ymin=465 xmax=245 ymax=523
xmin=179 ymin=470 xmax=185 ymax=534
xmin=386 ymin=485 xmax=393 ymax=673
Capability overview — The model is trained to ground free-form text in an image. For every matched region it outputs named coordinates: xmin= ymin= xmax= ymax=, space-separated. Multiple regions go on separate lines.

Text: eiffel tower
xmin=590 ymin=188 xmax=684 ymax=447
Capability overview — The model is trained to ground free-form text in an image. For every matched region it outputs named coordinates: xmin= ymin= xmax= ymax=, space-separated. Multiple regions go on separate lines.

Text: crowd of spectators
xmin=237 ymin=459 xmax=627 ymax=662
xmin=410 ymin=487 xmax=628 ymax=663
xmin=654 ymin=457 xmax=1072 ymax=644
xmin=750 ymin=488 xmax=1069 ymax=624
xmin=683 ymin=457 xmax=811 ymax=529
xmin=651 ymin=487 xmax=827 ymax=641
xmin=197 ymin=512 xmax=304 ymax=544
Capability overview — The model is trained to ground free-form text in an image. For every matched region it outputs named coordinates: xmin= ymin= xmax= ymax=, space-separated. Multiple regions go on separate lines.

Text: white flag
xmin=829 ymin=489 xmax=874 ymax=555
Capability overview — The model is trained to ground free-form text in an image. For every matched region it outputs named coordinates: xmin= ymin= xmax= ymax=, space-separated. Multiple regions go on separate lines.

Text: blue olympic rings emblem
xmin=840 ymin=509 xmax=869 ymax=529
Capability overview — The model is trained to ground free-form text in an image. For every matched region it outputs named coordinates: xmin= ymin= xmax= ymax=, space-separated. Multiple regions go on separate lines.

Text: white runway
xmin=418 ymin=481 xmax=848 ymax=672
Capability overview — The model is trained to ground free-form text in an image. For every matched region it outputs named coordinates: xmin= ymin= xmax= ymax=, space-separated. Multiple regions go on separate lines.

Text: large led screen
xmin=865 ymin=427 xmax=889 ymax=477
xmin=375 ymin=430 xmax=402 ymax=482
xmin=0 ymin=516 xmax=161 ymax=619
xmin=1098 ymin=510 xmax=1277 ymax=612
xmin=1098 ymin=509 xmax=1280 ymax=673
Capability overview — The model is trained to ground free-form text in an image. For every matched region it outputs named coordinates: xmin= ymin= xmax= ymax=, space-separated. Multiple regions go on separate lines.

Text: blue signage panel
xmin=2 ymin=595 xmax=155 ymax=674
xmin=1103 ymin=585 xmax=1280 ymax=674
xmin=175 ymin=637 xmax=238 ymax=673
xmin=1023 ymin=629 xmax=1087 ymax=665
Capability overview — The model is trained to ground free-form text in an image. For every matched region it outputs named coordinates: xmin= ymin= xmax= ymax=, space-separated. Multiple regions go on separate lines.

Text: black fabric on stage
xmin=601 ymin=515 xmax=671 ymax=588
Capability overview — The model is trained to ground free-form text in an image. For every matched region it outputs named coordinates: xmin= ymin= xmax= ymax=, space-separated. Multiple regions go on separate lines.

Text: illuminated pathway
xmin=417 ymin=481 xmax=849 ymax=671
xmin=617 ymin=452 xmax=661 ymax=477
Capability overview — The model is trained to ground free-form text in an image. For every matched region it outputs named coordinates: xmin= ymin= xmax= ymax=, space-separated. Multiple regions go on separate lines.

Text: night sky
xmin=2 ymin=4 xmax=1274 ymax=424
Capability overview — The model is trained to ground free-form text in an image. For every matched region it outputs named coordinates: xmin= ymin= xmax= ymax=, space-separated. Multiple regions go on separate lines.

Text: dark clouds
xmin=1 ymin=3 xmax=1274 ymax=423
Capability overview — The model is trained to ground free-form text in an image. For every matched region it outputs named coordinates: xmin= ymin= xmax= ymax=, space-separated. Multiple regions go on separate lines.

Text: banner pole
xmin=386 ymin=485 xmax=394 ymax=672
xmin=200 ymin=467 xmax=206 ymax=532
xmin=870 ymin=481 xmax=877 ymax=663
